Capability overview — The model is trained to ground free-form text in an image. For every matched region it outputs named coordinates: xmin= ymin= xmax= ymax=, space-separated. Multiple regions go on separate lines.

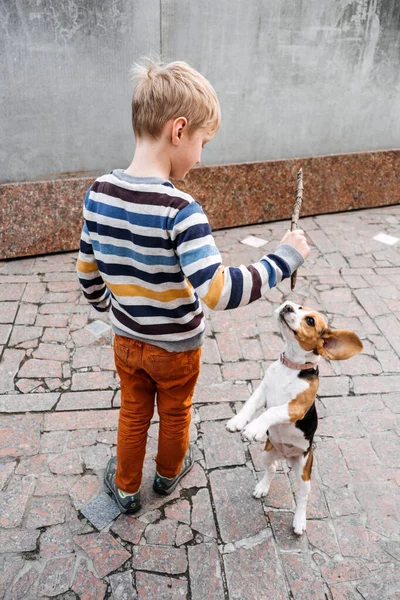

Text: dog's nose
xmin=282 ymin=304 xmax=295 ymax=314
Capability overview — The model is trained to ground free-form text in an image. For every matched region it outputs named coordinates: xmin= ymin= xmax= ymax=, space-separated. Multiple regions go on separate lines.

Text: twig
xmin=290 ymin=167 xmax=303 ymax=291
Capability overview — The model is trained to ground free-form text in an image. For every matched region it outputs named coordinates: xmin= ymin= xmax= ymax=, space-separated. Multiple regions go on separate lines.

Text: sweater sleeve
xmin=170 ymin=201 xmax=304 ymax=310
xmin=76 ymin=194 xmax=111 ymax=312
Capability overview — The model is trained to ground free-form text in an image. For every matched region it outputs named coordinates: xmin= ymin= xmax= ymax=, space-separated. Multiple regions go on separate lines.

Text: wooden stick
xmin=290 ymin=167 xmax=303 ymax=291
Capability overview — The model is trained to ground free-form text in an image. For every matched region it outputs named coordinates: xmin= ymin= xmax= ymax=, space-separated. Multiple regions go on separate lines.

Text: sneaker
xmin=153 ymin=446 xmax=195 ymax=495
xmin=104 ymin=457 xmax=141 ymax=514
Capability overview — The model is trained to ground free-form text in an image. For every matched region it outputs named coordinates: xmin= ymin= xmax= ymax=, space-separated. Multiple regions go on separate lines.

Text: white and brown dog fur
xmin=226 ymin=301 xmax=363 ymax=535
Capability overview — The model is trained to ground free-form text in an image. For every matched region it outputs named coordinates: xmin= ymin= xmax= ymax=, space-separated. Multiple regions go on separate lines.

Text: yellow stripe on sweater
xmin=107 ymin=282 xmax=193 ymax=302
xmin=202 ymin=266 xmax=225 ymax=309
xmin=77 ymin=259 xmax=99 ymax=273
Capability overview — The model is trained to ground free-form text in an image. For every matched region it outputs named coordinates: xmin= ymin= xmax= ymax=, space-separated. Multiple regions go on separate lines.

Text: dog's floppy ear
xmin=317 ymin=329 xmax=363 ymax=361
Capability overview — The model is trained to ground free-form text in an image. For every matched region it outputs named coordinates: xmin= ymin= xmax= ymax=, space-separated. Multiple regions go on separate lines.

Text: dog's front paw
xmin=253 ymin=480 xmax=270 ymax=499
xmin=242 ymin=422 xmax=267 ymax=442
xmin=226 ymin=414 xmax=249 ymax=432
xmin=292 ymin=511 xmax=307 ymax=535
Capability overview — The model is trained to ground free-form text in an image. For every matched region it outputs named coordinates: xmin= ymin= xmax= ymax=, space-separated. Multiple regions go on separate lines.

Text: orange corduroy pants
xmin=113 ymin=334 xmax=202 ymax=493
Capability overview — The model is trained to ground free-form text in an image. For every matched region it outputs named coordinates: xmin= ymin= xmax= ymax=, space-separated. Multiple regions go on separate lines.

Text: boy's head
xmin=130 ymin=59 xmax=221 ymax=141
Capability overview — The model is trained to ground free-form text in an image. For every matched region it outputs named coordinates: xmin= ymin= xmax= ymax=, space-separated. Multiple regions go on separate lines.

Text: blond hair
xmin=130 ymin=59 xmax=221 ymax=138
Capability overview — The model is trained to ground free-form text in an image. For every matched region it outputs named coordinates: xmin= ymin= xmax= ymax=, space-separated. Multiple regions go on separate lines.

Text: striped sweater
xmin=77 ymin=170 xmax=304 ymax=351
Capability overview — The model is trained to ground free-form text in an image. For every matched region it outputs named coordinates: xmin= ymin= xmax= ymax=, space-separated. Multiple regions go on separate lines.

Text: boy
xmin=77 ymin=59 xmax=310 ymax=514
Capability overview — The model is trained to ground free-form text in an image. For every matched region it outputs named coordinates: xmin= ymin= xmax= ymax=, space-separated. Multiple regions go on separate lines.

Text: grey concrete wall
xmin=1 ymin=0 xmax=400 ymax=184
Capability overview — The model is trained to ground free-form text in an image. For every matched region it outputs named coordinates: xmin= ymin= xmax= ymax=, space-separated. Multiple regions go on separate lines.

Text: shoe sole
xmin=104 ymin=461 xmax=141 ymax=515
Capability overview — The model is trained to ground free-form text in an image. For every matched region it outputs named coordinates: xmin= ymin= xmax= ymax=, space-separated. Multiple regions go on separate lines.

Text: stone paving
xmin=0 ymin=204 xmax=400 ymax=599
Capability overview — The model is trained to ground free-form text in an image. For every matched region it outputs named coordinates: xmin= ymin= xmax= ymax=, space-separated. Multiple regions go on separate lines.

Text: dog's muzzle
xmin=280 ymin=304 xmax=295 ymax=318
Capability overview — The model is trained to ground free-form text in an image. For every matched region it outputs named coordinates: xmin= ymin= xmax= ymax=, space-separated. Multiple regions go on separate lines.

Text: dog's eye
xmin=306 ymin=317 xmax=315 ymax=327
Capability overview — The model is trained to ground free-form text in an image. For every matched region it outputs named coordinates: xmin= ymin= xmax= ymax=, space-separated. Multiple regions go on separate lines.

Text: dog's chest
xmin=263 ymin=361 xmax=308 ymax=408
xmin=263 ymin=361 xmax=311 ymax=456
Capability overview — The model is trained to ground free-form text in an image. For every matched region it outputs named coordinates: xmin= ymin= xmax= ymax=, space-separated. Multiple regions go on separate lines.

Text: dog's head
xmin=276 ymin=301 xmax=363 ymax=360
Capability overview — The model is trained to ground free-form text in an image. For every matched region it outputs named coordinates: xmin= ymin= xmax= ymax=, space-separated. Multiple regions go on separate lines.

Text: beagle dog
xmin=226 ymin=301 xmax=363 ymax=535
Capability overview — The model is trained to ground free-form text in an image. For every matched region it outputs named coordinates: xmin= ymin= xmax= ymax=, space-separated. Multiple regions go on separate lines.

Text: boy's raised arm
xmin=171 ymin=201 xmax=306 ymax=311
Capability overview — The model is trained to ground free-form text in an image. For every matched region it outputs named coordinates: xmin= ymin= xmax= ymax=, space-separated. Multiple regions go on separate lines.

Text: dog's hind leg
xmin=291 ymin=448 xmax=313 ymax=535
xmin=253 ymin=441 xmax=280 ymax=498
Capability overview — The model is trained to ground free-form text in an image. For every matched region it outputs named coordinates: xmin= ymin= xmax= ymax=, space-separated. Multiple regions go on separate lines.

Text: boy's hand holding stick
xmin=290 ymin=168 xmax=303 ymax=291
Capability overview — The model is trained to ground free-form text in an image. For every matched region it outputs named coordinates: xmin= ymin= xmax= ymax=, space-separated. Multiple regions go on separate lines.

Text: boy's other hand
xmin=279 ymin=229 xmax=310 ymax=260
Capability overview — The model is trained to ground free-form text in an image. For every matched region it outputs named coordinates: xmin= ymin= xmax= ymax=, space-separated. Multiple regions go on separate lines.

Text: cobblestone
xmin=306 ymin=518 xmax=341 ymax=558
xmin=0 ymin=527 xmax=39 ymax=552
xmin=16 ymin=453 xmax=49 ymax=475
xmin=0 ymin=349 xmax=25 ymax=393
xmin=136 ymin=572 xmax=187 ymax=599
xmin=164 ymin=498 xmax=191 ymax=524
xmin=0 ymin=302 xmax=19 ymax=323
xmin=34 ymin=474 xmax=77 ymax=496
xmin=0 ymin=556 xmax=24 ymax=599
xmin=42 ymin=326 xmax=70 ymax=341
xmin=144 ymin=518 xmax=178 ymax=545
xmin=71 ymin=371 xmax=116 ymax=390
xmin=1 ymin=207 xmax=399 ymax=598
xmin=131 ymin=545 xmax=187 ymax=574
xmin=0 ymin=461 xmax=16 ymax=490
xmin=69 ymin=473 xmax=102 ymax=509
xmin=210 ymin=466 xmax=267 ymax=542
xmin=48 ymin=450 xmax=84 ymax=475
xmin=282 ymin=552 xmax=326 ymax=599
xmin=8 ymin=564 xmax=39 ymax=599
xmin=269 ymin=511 xmax=308 ymax=552
xmin=56 ymin=390 xmax=113 ymax=411
xmin=109 ymin=571 xmax=137 ymax=600
xmin=80 ymin=492 xmax=120 ymax=529
xmin=111 ymin=514 xmax=147 ymax=544
xmin=74 ymin=532 xmax=130 ymax=578
xmin=39 ymin=430 xmax=68 ymax=452
xmin=224 ymin=537 xmax=288 ymax=600
xmin=202 ymin=420 xmax=246 ymax=468
xmin=25 ymin=497 xmax=67 ymax=529
xmin=18 ymin=358 xmax=62 ymax=379
xmin=32 ymin=343 xmax=70 ymax=362
xmin=188 ymin=542 xmax=224 ymax=600
xmin=9 ymin=325 xmax=43 ymax=346
xmin=37 ymin=556 xmax=75 ymax=598
xmin=0 ymin=392 xmax=59 ymax=413
xmin=176 ymin=523 xmax=193 ymax=545
xmin=0 ymin=283 xmax=26 ymax=302
xmin=44 ymin=409 xmax=119 ymax=430
xmin=191 ymin=488 xmax=217 ymax=538
xmin=324 ymin=486 xmax=360 ymax=518
xmin=72 ymin=558 xmax=107 ymax=600
xmin=0 ymin=414 xmax=41 ymax=458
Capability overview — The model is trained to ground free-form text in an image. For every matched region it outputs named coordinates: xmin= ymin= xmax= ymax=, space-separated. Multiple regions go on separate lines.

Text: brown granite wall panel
xmin=1 ymin=150 xmax=399 ymax=259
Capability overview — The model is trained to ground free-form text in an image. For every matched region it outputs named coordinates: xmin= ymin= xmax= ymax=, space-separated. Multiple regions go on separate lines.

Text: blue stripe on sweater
xmin=266 ymin=254 xmax=290 ymax=279
xmin=82 ymin=220 xmax=90 ymax=235
xmin=226 ymin=268 xmax=244 ymax=309
xmin=90 ymin=239 xmax=177 ymax=266
xmin=179 ymin=245 xmax=220 ymax=268
xmin=172 ymin=200 xmax=204 ymax=224
xmin=89 ymin=199 xmax=175 ymax=230
xmin=260 ymin=258 xmax=277 ymax=288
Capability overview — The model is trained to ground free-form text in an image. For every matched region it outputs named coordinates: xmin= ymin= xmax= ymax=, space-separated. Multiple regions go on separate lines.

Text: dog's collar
xmin=280 ymin=352 xmax=317 ymax=371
